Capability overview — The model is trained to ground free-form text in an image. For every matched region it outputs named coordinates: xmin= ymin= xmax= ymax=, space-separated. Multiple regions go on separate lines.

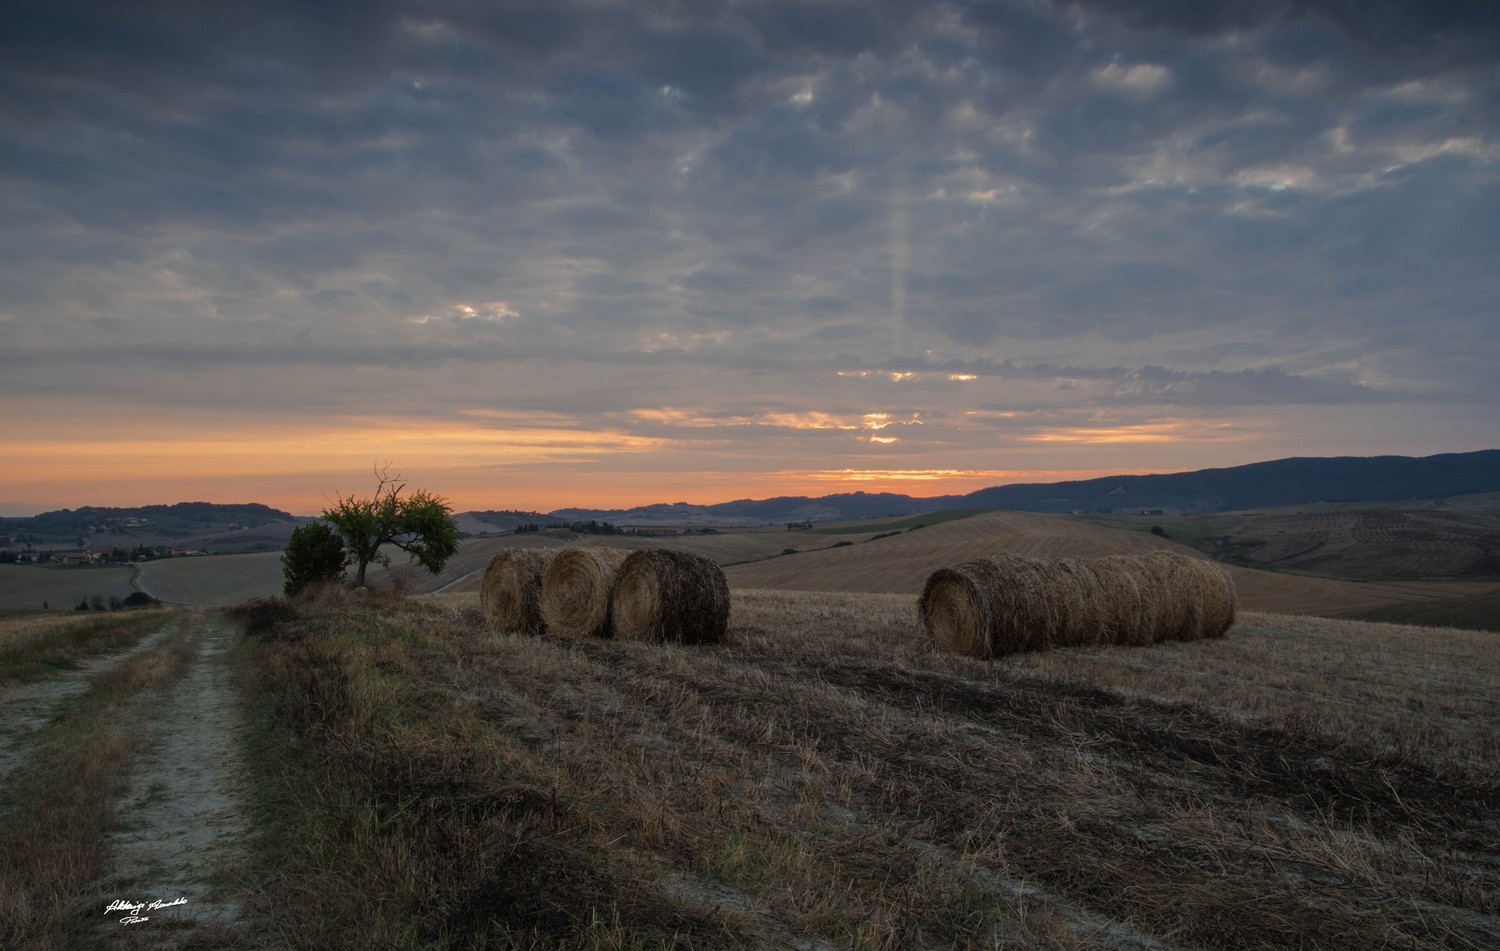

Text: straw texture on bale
xmin=920 ymin=551 xmax=1238 ymax=658
xmin=540 ymin=546 xmax=632 ymax=638
xmin=611 ymin=549 xmax=730 ymax=645
xmin=479 ymin=548 xmax=553 ymax=634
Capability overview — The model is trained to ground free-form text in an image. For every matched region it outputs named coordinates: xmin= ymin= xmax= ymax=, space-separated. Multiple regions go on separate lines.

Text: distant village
xmin=0 ymin=513 xmax=230 ymax=566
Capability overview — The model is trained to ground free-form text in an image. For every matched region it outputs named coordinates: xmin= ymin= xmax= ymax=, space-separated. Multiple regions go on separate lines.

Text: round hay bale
xmin=1182 ymin=557 xmax=1237 ymax=638
xmin=986 ymin=553 xmax=1074 ymax=653
xmin=920 ymin=553 xmax=1067 ymax=658
xmin=539 ymin=546 xmax=632 ymax=638
xmin=1092 ymin=555 xmax=1156 ymax=646
xmin=1132 ymin=551 xmax=1196 ymax=642
xmin=479 ymin=548 xmax=553 ymax=634
xmin=919 ymin=559 xmax=1000 ymax=658
xmin=1051 ymin=557 xmax=1108 ymax=647
xmin=611 ymin=549 xmax=730 ymax=645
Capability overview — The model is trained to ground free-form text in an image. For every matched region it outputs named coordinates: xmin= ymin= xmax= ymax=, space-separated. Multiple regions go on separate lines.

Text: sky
xmin=2 ymin=0 xmax=1497 ymax=516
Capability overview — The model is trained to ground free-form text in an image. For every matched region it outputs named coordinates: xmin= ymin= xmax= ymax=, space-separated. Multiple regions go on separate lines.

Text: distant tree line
xmin=75 ymin=592 xmax=160 ymax=611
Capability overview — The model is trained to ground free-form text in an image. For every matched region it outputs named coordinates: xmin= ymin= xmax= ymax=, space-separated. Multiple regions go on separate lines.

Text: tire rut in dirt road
xmin=0 ymin=617 xmax=184 ymax=787
xmin=92 ymin=615 xmax=251 ymax=948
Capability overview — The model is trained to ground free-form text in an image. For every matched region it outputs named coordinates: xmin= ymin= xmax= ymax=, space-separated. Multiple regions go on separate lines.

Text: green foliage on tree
xmin=322 ymin=468 xmax=460 ymax=587
xmin=282 ymin=521 xmax=350 ymax=597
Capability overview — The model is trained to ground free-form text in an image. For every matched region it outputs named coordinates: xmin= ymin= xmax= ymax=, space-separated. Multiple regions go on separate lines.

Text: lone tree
xmin=281 ymin=521 xmax=349 ymax=597
xmin=322 ymin=468 xmax=460 ymax=587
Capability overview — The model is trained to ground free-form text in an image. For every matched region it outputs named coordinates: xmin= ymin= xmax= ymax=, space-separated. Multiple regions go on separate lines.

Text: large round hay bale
xmin=540 ymin=546 xmax=632 ymax=638
xmin=479 ymin=548 xmax=553 ymax=634
xmin=611 ymin=549 xmax=730 ymax=645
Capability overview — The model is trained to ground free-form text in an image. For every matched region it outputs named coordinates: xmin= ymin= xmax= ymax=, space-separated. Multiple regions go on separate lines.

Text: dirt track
xmin=0 ymin=613 xmax=251 ymax=948
xmin=92 ymin=615 xmax=250 ymax=946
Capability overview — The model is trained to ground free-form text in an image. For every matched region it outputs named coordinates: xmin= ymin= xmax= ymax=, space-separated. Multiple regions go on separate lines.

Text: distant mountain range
xmin=542 ymin=449 xmax=1500 ymax=526
xmin=4 ymin=451 xmax=1498 ymax=545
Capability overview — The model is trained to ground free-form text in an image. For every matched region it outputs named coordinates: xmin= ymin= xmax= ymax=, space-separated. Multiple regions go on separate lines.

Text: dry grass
xmin=920 ymin=552 xmax=1237 ymax=658
xmin=0 ymin=611 xmax=166 ymax=681
xmin=480 ymin=548 xmax=554 ymax=635
xmin=540 ymin=547 xmax=632 ymax=639
xmin=611 ymin=549 xmax=730 ymax=645
xmin=235 ymin=588 xmax=1500 ymax=949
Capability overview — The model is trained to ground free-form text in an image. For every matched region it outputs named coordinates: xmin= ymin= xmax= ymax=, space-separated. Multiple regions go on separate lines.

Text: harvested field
xmin=0 ymin=565 xmax=136 ymax=615
xmin=134 ymin=551 xmax=284 ymax=605
xmin=724 ymin=510 xmax=1500 ymax=617
xmin=241 ymin=588 xmax=1500 ymax=948
xmin=1091 ymin=505 xmax=1500 ymax=580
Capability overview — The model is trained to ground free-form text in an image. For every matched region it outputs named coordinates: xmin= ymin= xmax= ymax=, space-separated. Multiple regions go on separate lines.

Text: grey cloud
xmin=1 ymin=0 xmax=1495 ymax=477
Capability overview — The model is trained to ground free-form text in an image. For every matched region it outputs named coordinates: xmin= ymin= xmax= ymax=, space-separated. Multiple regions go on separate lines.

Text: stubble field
xmin=230 ymin=586 xmax=1500 ymax=948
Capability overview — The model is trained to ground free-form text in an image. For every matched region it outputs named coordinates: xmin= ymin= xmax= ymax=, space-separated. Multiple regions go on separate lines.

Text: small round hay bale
xmin=611 ymin=549 xmax=730 ymax=645
xmin=540 ymin=546 xmax=632 ymax=638
xmin=479 ymin=548 xmax=553 ymax=634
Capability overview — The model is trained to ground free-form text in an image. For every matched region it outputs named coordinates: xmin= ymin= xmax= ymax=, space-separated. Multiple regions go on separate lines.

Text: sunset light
xmin=0 ymin=1 xmax=1492 ymax=517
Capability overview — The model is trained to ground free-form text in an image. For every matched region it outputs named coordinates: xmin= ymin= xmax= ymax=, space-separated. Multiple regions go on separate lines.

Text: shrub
xmin=283 ymin=522 xmax=349 ymax=597
xmin=228 ymin=597 xmax=300 ymax=641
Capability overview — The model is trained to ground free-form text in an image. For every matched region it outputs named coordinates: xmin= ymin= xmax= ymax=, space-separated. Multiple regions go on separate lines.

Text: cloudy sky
xmin=2 ymin=0 xmax=1496 ymax=515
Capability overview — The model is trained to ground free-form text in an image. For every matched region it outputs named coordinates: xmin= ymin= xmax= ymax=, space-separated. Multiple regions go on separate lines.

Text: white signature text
xmin=104 ymin=897 xmax=187 ymax=925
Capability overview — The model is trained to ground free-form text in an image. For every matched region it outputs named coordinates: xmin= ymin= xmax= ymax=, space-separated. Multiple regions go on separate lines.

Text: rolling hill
xmin=550 ymin=449 xmax=1500 ymax=524
xmin=720 ymin=511 xmax=1500 ymax=618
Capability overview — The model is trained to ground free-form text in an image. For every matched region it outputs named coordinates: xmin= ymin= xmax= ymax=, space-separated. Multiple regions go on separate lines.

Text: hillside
xmin=721 ymin=511 xmax=1500 ymax=618
xmin=548 ymin=449 xmax=1500 ymax=524
xmin=1088 ymin=502 xmax=1500 ymax=581
xmin=0 ymin=502 xmax=300 ymax=549
xmin=958 ymin=449 xmax=1500 ymax=514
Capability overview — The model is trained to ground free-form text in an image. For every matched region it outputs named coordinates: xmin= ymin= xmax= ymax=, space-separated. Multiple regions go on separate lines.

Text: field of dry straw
xmin=235 ymin=578 xmax=1500 ymax=948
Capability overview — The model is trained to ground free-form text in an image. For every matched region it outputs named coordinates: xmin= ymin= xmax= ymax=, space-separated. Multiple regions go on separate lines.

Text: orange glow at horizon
xmin=2 ymin=405 xmax=1206 ymax=515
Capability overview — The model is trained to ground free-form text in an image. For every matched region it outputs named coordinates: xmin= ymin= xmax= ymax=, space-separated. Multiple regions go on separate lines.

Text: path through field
xmin=92 ymin=614 xmax=250 ymax=947
xmin=0 ymin=613 xmax=252 ymax=948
